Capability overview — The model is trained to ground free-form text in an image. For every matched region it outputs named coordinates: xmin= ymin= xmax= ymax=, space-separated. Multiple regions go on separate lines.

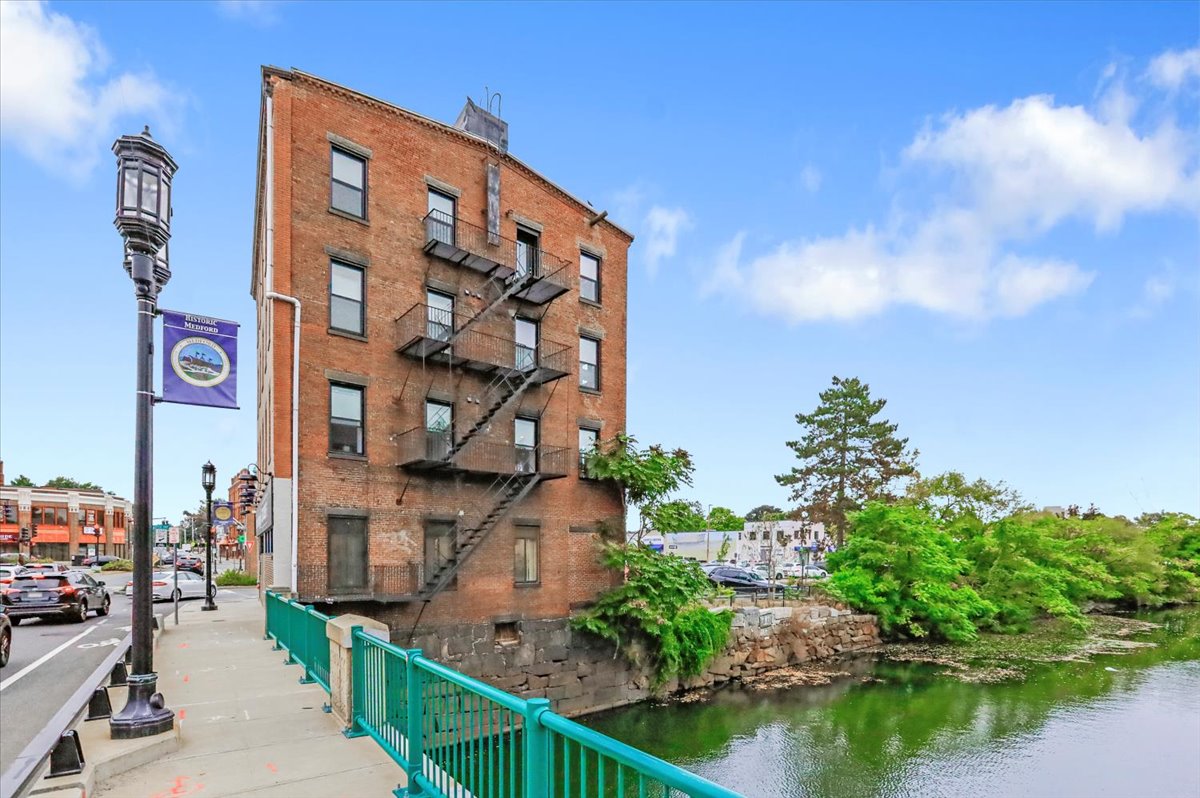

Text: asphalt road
xmin=0 ymin=562 xmax=250 ymax=778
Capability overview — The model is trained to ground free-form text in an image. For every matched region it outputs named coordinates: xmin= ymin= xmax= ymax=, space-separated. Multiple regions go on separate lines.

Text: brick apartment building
xmin=0 ymin=461 xmax=131 ymax=561
xmin=219 ymin=468 xmax=257 ymax=570
xmin=250 ymin=68 xmax=629 ymax=640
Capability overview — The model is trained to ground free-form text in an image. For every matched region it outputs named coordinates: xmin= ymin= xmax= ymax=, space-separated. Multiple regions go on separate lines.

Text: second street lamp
xmin=202 ymin=461 xmax=217 ymax=611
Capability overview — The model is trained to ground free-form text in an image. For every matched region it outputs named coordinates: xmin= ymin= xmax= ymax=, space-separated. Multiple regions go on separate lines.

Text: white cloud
xmin=216 ymin=0 xmax=283 ymax=25
xmin=1130 ymin=268 xmax=1178 ymax=318
xmin=710 ymin=50 xmax=1198 ymax=323
xmin=643 ymin=206 xmax=692 ymax=276
xmin=800 ymin=163 xmax=822 ymax=193
xmin=0 ymin=1 xmax=176 ymax=179
xmin=1146 ymin=47 xmax=1200 ymax=91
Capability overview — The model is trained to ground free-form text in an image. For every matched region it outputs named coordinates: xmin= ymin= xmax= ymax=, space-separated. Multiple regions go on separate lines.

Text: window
xmin=427 ymin=189 xmax=456 ymax=245
xmin=514 ymin=525 xmax=539 ymax=584
xmin=425 ymin=521 xmax=456 ymax=588
xmin=515 ymin=317 xmax=538 ymax=371
xmin=578 ymin=427 xmax=599 ymax=476
xmin=580 ymin=252 xmax=600 ymax=303
xmin=330 ymin=383 xmax=365 ymax=455
xmin=515 ymin=227 xmax=540 ymax=279
xmin=330 ymin=148 xmax=366 ymax=218
xmin=579 ymin=336 xmax=600 ymax=391
xmin=56 ymin=508 xmax=68 ymax=526
xmin=515 ymin=417 xmax=538 ymax=473
xmin=427 ymin=290 xmax=454 ymax=342
xmin=328 ymin=515 xmax=368 ymax=592
xmin=425 ymin=400 xmax=453 ymax=459
xmin=330 ymin=261 xmax=365 ymax=335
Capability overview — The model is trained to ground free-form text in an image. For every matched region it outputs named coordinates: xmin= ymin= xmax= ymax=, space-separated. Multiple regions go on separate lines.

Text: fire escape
xmin=393 ymin=210 xmax=572 ymax=598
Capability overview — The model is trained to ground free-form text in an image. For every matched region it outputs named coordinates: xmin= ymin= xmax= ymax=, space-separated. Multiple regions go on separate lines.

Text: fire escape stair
xmin=420 ymin=472 xmax=542 ymax=599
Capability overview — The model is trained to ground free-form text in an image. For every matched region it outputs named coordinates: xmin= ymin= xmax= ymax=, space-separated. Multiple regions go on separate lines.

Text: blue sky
xmin=1 ymin=1 xmax=1197 ymax=525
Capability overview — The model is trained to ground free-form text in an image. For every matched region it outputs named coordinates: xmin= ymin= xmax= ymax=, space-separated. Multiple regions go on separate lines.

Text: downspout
xmin=263 ymin=86 xmax=301 ymax=595
xmin=265 ymin=291 xmax=299 ymax=595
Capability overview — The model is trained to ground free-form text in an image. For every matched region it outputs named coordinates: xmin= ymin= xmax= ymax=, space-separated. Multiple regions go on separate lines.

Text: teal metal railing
xmin=265 ymin=590 xmax=332 ymax=692
xmin=348 ymin=627 xmax=741 ymax=798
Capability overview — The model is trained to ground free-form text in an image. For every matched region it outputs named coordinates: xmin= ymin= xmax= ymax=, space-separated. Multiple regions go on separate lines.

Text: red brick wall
xmin=258 ymin=71 xmax=629 ymax=631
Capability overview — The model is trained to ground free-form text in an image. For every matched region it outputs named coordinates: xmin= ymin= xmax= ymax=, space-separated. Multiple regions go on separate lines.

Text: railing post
xmin=522 ymin=698 xmax=551 ymax=798
xmin=404 ymin=650 xmax=426 ymax=795
xmin=344 ymin=626 xmax=367 ymax=738
xmin=298 ymin=605 xmax=317 ymax=683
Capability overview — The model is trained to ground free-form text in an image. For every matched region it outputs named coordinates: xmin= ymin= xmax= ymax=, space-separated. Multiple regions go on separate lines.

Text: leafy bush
xmin=572 ymin=544 xmax=732 ymax=686
xmin=1145 ymin=513 xmax=1200 ymax=604
xmin=100 ymin=559 xmax=135 ymax=571
xmin=824 ymin=503 xmax=994 ymax=642
xmin=216 ymin=570 xmax=257 ymax=586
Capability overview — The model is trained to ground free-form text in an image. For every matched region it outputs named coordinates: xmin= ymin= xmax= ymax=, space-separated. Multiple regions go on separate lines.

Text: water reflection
xmin=584 ymin=609 xmax=1200 ymax=798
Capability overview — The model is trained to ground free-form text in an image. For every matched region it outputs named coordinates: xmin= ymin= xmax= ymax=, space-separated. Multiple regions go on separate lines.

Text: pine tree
xmin=775 ymin=376 xmax=918 ymax=546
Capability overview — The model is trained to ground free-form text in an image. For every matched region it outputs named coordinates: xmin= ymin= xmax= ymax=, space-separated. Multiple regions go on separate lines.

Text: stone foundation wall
xmin=404 ymin=601 xmax=880 ymax=717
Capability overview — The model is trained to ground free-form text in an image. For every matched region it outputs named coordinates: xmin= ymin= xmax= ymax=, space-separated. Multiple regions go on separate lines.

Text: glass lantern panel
xmin=122 ymin=168 xmax=139 ymax=210
xmin=140 ymin=169 xmax=160 ymax=215
xmin=160 ymin=179 xmax=170 ymax=226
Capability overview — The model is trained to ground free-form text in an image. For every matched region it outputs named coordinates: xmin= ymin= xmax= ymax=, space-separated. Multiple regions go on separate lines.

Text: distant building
xmin=630 ymin=530 xmax=736 ymax=562
xmin=739 ymin=520 xmax=830 ymax=566
xmin=0 ymin=461 xmax=131 ymax=561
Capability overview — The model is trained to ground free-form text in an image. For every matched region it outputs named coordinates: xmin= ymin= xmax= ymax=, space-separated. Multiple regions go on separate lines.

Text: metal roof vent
xmin=455 ymin=90 xmax=507 ymax=154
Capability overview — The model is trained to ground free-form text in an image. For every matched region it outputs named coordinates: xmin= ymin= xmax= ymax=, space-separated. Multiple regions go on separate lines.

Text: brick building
xmin=0 ymin=461 xmax=131 ymax=561
xmin=220 ymin=468 xmax=257 ymax=570
xmin=250 ymin=69 xmax=629 ymax=639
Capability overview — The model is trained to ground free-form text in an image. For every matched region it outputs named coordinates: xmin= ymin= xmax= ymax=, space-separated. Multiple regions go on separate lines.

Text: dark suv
xmin=2 ymin=571 xmax=111 ymax=624
xmin=706 ymin=566 xmax=775 ymax=593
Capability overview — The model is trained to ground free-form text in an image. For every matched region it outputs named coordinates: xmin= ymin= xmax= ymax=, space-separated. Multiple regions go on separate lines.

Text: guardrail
xmin=0 ymin=633 xmax=132 ymax=798
xmin=264 ymin=591 xmax=331 ymax=692
xmin=348 ymin=627 xmax=741 ymax=798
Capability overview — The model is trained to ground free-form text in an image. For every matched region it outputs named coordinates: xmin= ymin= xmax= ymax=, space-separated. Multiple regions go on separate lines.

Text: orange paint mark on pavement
xmin=183 ymin=674 xmax=190 ymax=683
xmin=148 ymin=774 xmax=205 ymax=797
xmin=178 ymin=643 xmax=189 ymax=648
xmin=266 ymin=763 xmax=278 ymax=773
xmin=178 ymin=708 xmax=187 ymax=719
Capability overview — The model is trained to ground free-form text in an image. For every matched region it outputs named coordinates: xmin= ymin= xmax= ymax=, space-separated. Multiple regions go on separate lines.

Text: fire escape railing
xmin=395 ymin=429 xmax=568 ymax=478
xmin=422 ymin=210 xmax=571 ymax=310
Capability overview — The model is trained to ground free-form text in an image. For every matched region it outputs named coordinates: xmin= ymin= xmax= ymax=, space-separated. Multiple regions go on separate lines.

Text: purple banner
xmin=162 ymin=310 xmax=239 ymax=409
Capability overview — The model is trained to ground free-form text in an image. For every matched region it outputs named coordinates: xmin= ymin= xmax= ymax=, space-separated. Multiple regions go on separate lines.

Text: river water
xmin=583 ymin=608 xmax=1200 ymax=798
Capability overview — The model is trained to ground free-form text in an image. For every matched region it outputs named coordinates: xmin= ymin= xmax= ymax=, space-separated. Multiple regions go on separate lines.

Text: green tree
xmin=10 ymin=474 xmax=34 ymax=487
xmin=906 ymin=471 xmax=1029 ymax=525
xmin=707 ymin=506 xmax=745 ymax=532
xmin=825 ymin=503 xmax=993 ymax=641
xmin=650 ymin=500 xmax=706 ymax=532
xmin=43 ymin=476 xmax=104 ymax=491
xmin=776 ymin=376 xmax=918 ymax=546
xmin=585 ymin=433 xmax=695 ymax=542
xmin=745 ymin=504 xmax=783 ymax=522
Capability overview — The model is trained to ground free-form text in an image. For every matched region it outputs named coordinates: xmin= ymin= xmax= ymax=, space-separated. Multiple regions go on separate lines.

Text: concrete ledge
xmin=326 ymin=614 xmax=388 ymax=648
xmin=32 ymin=718 xmax=180 ymax=797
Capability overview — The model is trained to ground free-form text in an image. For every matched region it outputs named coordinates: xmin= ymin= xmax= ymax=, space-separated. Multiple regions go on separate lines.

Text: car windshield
xmin=12 ymin=576 xmax=69 ymax=589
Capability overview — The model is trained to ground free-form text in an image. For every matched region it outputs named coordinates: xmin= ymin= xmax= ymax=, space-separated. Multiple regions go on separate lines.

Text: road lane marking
xmin=0 ymin=624 xmax=102 ymax=692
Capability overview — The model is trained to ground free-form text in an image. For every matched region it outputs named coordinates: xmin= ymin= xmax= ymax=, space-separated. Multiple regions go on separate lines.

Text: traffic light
xmin=2 ymin=501 xmax=16 ymax=524
xmin=238 ymin=473 xmax=258 ymax=512
xmin=29 ymin=520 xmax=38 ymax=539
xmin=18 ymin=526 xmax=30 ymax=543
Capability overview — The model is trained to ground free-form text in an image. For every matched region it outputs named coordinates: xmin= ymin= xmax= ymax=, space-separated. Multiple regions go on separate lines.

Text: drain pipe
xmin=262 ymin=86 xmax=301 ymax=595
xmin=265 ymin=291 xmax=300 ymax=595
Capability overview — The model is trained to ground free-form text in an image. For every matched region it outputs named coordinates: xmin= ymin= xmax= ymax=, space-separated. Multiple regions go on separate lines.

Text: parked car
xmin=799 ymin=566 xmax=829 ymax=580
xmin=706 ymin=566 xmax=775 ymax=593
xmin=0 ymin=611 xmax=10 ymax=667
xmin=0 ymin=565 xmax=29 ymax=584
xmin=2 ymin=571 xmax=111 ymax=624
xmin=23 ymin=563 xmax=68 ymax=575
xmin=124 ymin=570 xmax=214 ymax=602
xmin=82 ymin=555 xmax=124 ymax=568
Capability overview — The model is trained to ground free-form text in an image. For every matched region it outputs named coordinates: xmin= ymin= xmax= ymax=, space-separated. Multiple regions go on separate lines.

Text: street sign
xmin=168 ymin=527 xmax=180 ymax=544
xmin=212 ymin=501 xmax=235 ymax=528
xmin=152 ymin=521 xmax=171 ymax=531
xmin=155 ymin=528 xmax=167 ymax=544
xmin=237 ymin=534 xmax=245 ymax=544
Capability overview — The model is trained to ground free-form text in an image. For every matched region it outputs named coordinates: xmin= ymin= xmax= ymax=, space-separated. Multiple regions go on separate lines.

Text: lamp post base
xmin=109 ymin=674 xmax=174 ymax=739
xmin=201 ymin=603 xmax=218 ymax=612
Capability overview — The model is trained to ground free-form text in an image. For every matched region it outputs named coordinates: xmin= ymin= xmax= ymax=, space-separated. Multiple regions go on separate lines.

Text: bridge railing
xmin=265 ymin=590 xmax=332 ymax=692
xmin=348 ymin=626 xmax=741 ymax=798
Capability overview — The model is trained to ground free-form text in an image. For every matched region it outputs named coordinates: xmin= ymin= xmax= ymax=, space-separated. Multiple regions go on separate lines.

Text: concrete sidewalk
xmin=92 ymin=591 xmax=405 ymax=798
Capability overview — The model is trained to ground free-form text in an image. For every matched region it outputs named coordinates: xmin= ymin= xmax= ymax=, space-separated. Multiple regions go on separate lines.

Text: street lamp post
xmin=109 ymin=127 xmax=177 ymax=740
xmin=202 ymin=462 xmax=217 ymax=612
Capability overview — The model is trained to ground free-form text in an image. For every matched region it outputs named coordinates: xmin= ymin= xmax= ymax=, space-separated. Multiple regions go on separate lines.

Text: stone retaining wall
xmin=405 ymin=601 xmax=880 ymax=717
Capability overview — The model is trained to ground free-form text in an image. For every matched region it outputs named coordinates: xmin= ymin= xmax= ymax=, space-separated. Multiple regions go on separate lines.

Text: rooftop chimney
xmin=455 ymin=97 xmax=508 ymax=154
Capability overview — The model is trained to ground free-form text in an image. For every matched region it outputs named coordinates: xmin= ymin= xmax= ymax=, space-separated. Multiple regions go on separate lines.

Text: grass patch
xmin=100 ymin=559 xmax=135 ymax=571
xmin=216 ymin=570 xmax=257 ymax=586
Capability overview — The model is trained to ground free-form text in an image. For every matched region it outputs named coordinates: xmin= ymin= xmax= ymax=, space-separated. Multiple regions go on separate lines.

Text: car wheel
xmin=75 ymin=600 xmax=88 ymax=623
xmin=172 ymin=589 xmax=182 ymax=602
xmin=0 ymin=627 xmax=10 ymax=667
xmin=96 ymin=596 xmax=111 ymax=617
xmin=776 ymin=572 xmax=783 ymax=580
xmin=8 ymin=617 xmax=19 ymax=627
xmin=208 ymin=584 xmax=217 ymax=598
